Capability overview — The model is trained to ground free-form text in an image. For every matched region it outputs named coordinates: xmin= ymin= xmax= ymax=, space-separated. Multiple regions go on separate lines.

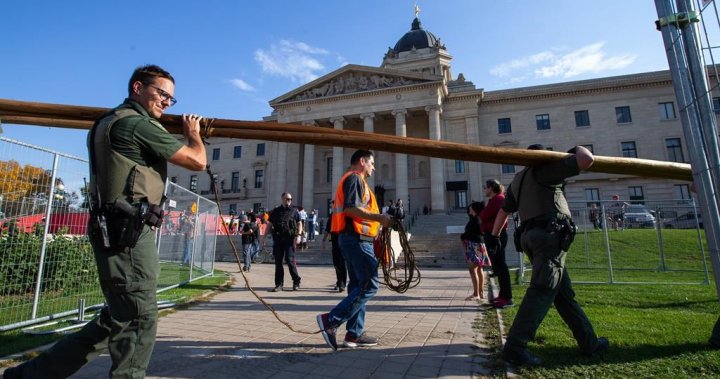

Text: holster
xmin=107 ymin=199 xmax=144 ymax=249
xmin=89 ymin=199 xmax=164 ymax=250
xmin=550 ymin=217 xmax=577 ymax=251
xmin=513 ymin=216 xmax=524 ymax=252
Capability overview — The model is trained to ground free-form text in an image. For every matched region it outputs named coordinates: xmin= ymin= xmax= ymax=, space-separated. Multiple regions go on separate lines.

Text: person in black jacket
xmin=322 ymin=201 xmax=347 ymax=292
xmin=460 ymin=201 xmax=490 ymax=301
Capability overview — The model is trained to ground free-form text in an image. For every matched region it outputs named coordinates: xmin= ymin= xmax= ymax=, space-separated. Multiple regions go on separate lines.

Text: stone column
xmin=426 ymin=105 xmax=446 ymax=213
xmin=274 ymin=142 xmax=288 ymax=206
xmin=360 ymin=113 xmax=376 ymax=189
xmin=392 ymin=109 xmax=408 ymax=206
xmin=465 ymin=116 xmax=483 ymax=202
xmin=301 ymin=121 xmax=316 ymax=210
xmin=330 ymin=117 xmax=346 ymax=199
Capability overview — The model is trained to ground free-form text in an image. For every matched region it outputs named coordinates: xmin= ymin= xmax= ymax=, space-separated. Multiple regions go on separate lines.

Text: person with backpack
xmin=267 ymin=192 xmax=303 ymax=291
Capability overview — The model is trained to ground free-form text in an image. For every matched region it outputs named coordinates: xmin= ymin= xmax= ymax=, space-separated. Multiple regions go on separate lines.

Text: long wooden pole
xmin=0 ymin=98 xmax=693 ymax=181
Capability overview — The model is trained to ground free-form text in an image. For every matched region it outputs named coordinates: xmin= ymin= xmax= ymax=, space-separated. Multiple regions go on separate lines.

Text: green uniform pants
xmin=505 ymin=227 xmax=598 ymax=354
xmin=15 ymin=227 xmax=159 ymax=379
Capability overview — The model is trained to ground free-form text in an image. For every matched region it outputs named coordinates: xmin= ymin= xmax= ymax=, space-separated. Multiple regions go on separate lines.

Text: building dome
xmin=393 ymin=18 xmax=443 ymax=53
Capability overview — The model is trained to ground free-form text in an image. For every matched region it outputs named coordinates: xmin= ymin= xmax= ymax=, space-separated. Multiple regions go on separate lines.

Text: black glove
xmin=486 ymin=234 xmax=502 ymax=254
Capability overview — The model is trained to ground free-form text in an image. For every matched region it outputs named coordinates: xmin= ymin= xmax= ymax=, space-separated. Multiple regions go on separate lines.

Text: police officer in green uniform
xmin=490 ymin=144 xmax=608 ymax=366
xmin=4 ymin=65 xmax=207 ymax=379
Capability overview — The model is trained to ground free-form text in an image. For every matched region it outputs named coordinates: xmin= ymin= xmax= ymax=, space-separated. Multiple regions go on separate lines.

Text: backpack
xmin=272 ymin=207 xmax=298 ymax=238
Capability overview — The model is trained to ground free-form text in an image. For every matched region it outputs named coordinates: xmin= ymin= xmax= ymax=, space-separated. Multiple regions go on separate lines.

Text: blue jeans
xmin=182 ymin=237 xmax=193 ymax=264
xmin=328 ymin=233 xmax=379 ymax=338
xmin=242 ymin=243 xmax=253 ymax=269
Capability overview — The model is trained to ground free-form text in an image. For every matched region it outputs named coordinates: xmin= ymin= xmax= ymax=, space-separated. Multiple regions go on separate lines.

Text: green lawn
xmin=550 ymin=228 xmax=710 ymax=284
xmin=0 ymin=262 xmax=212 ymax=328
xmin=489 ymin=228 xmax=720 ymax=378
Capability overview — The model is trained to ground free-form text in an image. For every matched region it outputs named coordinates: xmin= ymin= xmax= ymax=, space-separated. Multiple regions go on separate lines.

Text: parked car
xmin=624 ymin=204 xmax=656 ymax=228
xmin=663 ymin=211 xmax=703 ymax=229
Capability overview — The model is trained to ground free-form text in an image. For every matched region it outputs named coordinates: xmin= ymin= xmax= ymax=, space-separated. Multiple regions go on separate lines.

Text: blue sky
xmin=0 ymin=1 xmax=669 ymax=159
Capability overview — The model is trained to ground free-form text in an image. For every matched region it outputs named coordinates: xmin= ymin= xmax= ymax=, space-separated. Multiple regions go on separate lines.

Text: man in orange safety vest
xmin=316 ymin=149 xmax=393 ymax=350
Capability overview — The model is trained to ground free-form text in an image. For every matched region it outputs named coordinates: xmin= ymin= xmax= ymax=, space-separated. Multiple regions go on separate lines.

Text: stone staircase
xmin=406 ymin=212 xmax=471 ymax=268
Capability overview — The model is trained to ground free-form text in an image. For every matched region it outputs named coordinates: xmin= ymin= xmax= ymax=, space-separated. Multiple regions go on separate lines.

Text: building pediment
xmin=269 ymin=64 xmax=441 ymax=106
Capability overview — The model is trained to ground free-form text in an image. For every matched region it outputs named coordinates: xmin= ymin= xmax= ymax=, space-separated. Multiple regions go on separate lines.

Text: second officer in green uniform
xmin=490 ymin=144 xmax=609 ymax=366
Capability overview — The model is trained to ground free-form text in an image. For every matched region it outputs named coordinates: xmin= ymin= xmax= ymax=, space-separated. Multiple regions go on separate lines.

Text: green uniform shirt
xmin=503 ymin=155 xmax=580 ymax=222
xmin=109 ymin=99 xmax=184 ymax=166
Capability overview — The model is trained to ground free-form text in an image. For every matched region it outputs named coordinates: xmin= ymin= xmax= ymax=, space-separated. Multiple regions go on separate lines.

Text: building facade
xmin=169 ymin=16 xmax=694 ymax=217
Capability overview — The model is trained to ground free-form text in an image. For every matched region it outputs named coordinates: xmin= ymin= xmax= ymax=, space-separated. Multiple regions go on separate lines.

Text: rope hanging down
xmin=203 ymin=165 xmax=421 ymax=334
xmin=375 ymin=221 xmax=421 ymax=293
xmin=205 ymin=165 xmax=319 ymax=335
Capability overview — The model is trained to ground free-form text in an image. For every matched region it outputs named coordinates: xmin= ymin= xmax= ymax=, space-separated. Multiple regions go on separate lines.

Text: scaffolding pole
xmin=655 ymin=0 xmax=720 ymax=299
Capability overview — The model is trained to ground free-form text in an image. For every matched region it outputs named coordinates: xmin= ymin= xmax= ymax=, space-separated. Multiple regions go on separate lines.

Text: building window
xmin=228 ymin=204 xmax=237 ymax=215
xmin=616 ymin=106 xmax=632 ymax=123
xmin=585 ymin=188 xmax=600 ymax=207
xmin=254 ymin=169 xmax=264 ymax=189
xmin=189 ymin=175 xmax=198 ymax=193
xmin=498 ymin=118 xmax=512 ymax=134
xmin=502 ymin=164 xmax=515 ymax=174
xmin=674 ymin=184 xmax=691 ymax=202
xmin=326 ymin=157 xmax=333 ymax=183
xmin=666 ymin=138 xmax=684 ymax=162
xmin=713 ymin=97 xmax=720 ymax=114
xmin=418 ymin=161 xmax=427 ymax=178
xmin=455 ymin=160 xmax=465 ymax=174
xmin=628 ymin=186 xmax=644 ymax=203
xmin=256 ymin=143 xmax=265 ymax=156
xmin=253 ymin=203 xmax=262 ymax=212
xmin=233 ymin=146 xmax=242 ymax=159
xmin=381 ymin=164 xmax=390 ymax=180
xmin=212 ymin=148 xmax=220 ymax=161
xmin=536 ymin=114 xmax=551 ymax=130
xmin=231 ymin=172 xmax=239 ymax=192
xmin=621 ymin=141 xmax=637 ymax=158
xmin=575 ymin=110 xmax=590 ymax=127
xmin=659 ymin=102 xmax=676 ymax=120
xmin=581 ymin=144 xmax=594 ymax=153
xmin=170 ymin=176 xmax=177 ymax=183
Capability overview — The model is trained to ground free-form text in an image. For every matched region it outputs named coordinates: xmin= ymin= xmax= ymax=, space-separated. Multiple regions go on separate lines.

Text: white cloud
xmin=229 ymin=78 xmax=255 ymax=91
xmin=490 ymin=42 xmax=636 ymax=83
xmin=490 ymin=51 xmax=555 ymax=77
xmin=255 ymin=39 xmax=329 ymax=83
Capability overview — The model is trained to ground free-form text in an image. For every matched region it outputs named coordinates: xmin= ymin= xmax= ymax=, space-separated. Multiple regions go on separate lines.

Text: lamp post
xmin=53 ymin=183 xmax=65 ymax=211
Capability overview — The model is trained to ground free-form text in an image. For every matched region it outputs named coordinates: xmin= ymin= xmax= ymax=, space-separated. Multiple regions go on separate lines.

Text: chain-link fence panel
xmin=0 ymin=137 xmax=102 ymax=330
xmin=156 ymin=181 xmax=218 ymax=290
xmin=0 ymin=137 xmax=219 ymax=331
xmin=513 ymin=199 xmax=709 ymax=285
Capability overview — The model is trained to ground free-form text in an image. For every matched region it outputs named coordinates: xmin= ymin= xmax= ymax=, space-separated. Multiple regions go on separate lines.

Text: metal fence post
xmin=600 ymin=203 xmax=615 ymax=284
xmin=189 ymin=193 xmax=201 ymax=280
xmin=30 ymin=152 xmax=60 ymax=319
xmin=655 ymin=204 xmax=668 ymax=272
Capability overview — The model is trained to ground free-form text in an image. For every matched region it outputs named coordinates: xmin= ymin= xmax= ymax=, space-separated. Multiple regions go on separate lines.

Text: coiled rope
xmin=375 ymin=220 xmax=421 ymax=293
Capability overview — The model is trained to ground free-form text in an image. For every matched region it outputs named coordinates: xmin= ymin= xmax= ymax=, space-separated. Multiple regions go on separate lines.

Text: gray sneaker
xmin=316 ymin=313 xmax=338 ymax=350
xmin=343 ymin=333 xmax=378 ymax=348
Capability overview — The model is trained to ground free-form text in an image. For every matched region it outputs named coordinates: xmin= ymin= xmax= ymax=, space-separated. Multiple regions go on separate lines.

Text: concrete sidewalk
xmin=13 ymin=262 xmax=500 ymax=378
